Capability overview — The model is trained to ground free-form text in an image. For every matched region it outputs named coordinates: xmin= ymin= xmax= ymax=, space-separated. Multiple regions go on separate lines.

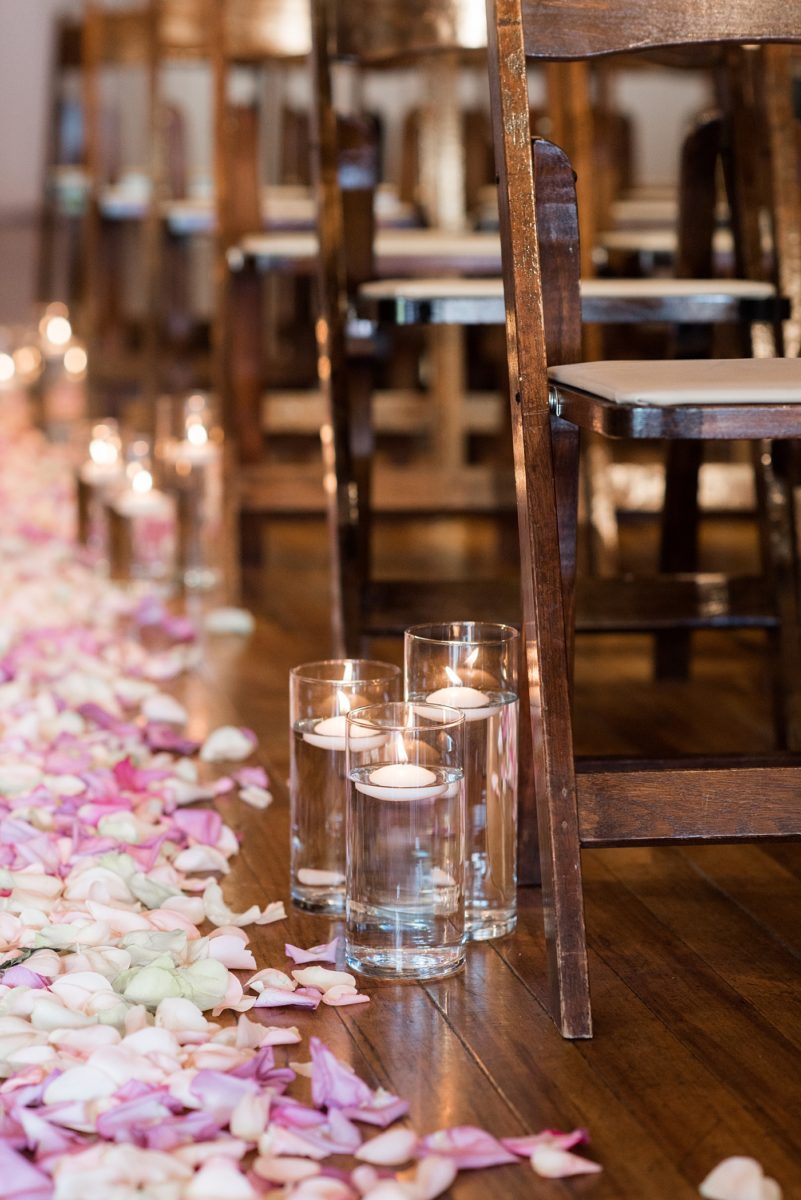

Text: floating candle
xmin=355 ymin=762 xmax=446 ymax=801
xmin=303 ymin=714 xmax=386 ymax=752
xmin=297 ymin=868 xmax=346 ymax=887
xmin=114 ymin=469 xmax=173 ymax=518
xmin=425 ymin=685 xmax=500 ymax=721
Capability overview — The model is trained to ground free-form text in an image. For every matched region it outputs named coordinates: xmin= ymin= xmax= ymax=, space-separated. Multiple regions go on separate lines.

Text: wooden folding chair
xmin=487 ymin=0 xmax=801 ymax=1038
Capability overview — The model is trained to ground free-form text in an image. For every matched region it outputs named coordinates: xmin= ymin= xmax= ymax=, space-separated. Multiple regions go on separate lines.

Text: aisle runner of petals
xmin=0 ymin=422 xmax=775 ymax=1200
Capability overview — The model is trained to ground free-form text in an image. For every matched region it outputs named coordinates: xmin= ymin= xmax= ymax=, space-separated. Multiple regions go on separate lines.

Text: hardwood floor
xmin=175 ymin=510 xmax=801 ymax=1198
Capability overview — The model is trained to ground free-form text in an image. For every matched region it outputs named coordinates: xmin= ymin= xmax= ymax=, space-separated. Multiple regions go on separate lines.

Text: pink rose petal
xmin=253 ymin=987 xmax=322 ymax=1010
xmin=414 ymin=1155 xmax=460 ymax=1200
xmin=254 ymin=1156 xmax=322 ymax=1184
xmin=285 ymin=938 xmax=340 ymax=965
xmin=501 ymin=1128 xmax=588 ymax=1156
xmin=292 ymin=967 xmax=356 ymax=993
xmin=322 ymin=986 xmax=371 ymax=1007
xmin=310 ymin=1038 xmax=374 ymax=1110
xmin=355 ymin=1128 xmax=418 ymax=1166
xmin=530 ymin=1144 xmax=603 ymax=1179
xmin=420 ymin=1125 xmax=518 ymax=1169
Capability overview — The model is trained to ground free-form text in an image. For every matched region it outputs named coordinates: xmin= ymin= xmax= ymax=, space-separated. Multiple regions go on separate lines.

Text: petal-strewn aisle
xmin=0 ymin=419 xmax=611 ymax=1198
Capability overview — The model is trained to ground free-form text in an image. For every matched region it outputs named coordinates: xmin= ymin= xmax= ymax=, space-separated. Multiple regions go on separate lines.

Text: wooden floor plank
xmin=175 ymin=630 xmax=545 ymax=1198
xmin=683 ymin=843 xmax=801 ymax=960
xmin=422 ymin=938 xmax=690 ymax=1196
xmin=582 ymin=854 xmax=801 ymax=1168
xmin=163 ymin=516 xmax=801 ymax=1197
xmin=598 ymin=845 xmax=801 ymax=1046
xmin=495 ymin=886 xmax=801 ymax=1194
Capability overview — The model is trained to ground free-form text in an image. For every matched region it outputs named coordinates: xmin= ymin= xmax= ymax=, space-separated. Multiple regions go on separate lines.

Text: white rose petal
xmin=204 ymin=608 xmax=255 ymax=636
xmin=200 ymin=726 xmax=255 ymax=763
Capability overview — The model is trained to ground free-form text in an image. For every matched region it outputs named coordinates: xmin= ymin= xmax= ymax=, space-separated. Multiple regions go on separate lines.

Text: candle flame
xmin=395 ymin=736 xmax=409 ymax=764
xmin=44 ymin=315 xmax=72 ymax=347
xmin=186 ymin=420 xmax=208 ymax=447
xmin=464 ymin=647 xmax=480 ymax=669
xmin=342 ymin=660 xmax=354 ymax=684
xmin=337 ymin=690 xmax=352 ymax=715
xmin=64 ymin=345 xmax=88 ymax=377
xmin=13 ymin=346 xmax=41 ymax=378
xmin=0 ymin=353 xmax=14 ymax=383
xmin=444 ymin=666 xmax=463 ymax=687
xmin=131 ymin=468 xmax=153 ymax=495
xmin=89 ymin=424 xmax=120 ymax=466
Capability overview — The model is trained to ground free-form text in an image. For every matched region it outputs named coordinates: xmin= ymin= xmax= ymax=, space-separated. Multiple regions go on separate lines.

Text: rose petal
xmin=253 ymin=987 xmax=322 ymax=1010
xmin=699 ymin=1157 xmax=782 ymax=1200
xmin=285 ymin=938 xmax=340 ymax=965
xmin=184 ymin=1155 xmax=258 ymax=1199
xmin=531 ymin=1145 xmax=603 ymax=1179
xmin=141 ymin=693 xmax=188 ymax=724
xmin=310 ymin=1037 xmax=373 ymax=1109
xmin=253 ymin=1156 xmax=322 ymax=1184
xmin=292 ymin=967 xmax=356 ymax=993
xmin=200 ymin=727 xmax=257 ymax=763
xmin=356 ymin=1128 xmax=419 ymax=1166
xmin=204 ymin=608 xmax=255 ymax=636
xmin=420 ymin=1126 xmax=518 ymax=1169
xmin=322 ymin=985 xmax=371 ymax=1007
xmin=502 ymin=1128 xmax=588 ymax=1156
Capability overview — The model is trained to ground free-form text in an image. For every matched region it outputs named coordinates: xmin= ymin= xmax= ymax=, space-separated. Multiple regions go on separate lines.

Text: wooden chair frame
xmin=488 ymin=0 xmax=801 ymax=1038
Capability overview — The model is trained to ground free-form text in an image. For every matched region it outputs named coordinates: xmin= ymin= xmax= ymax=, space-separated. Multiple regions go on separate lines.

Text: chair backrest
xmin=516 ymin=0 xmax=801 ymax=59
xmin=334 ymin=0 xmax=486 ymax=62
xmin=488 ymin=0 xmax=801 ymax=396
xmin=157 ymin=0 xmax=311 ymax=61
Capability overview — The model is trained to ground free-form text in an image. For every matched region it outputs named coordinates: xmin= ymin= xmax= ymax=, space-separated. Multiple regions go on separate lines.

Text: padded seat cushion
xmin=359 ymin=277 xmax=776 ymax=301
xmin=548 ymin=358 xmax=801 ymax=405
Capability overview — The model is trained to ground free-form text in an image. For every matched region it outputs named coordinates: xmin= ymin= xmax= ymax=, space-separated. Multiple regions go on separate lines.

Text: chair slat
xmin=335 ymin=0 xmax=485 ymax=61
xmin=520 ymin=0 xmax=801 ymax=59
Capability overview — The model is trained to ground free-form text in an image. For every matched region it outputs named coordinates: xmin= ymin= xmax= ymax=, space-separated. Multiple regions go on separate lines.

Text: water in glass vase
xmin=410 ymin=690 xmax=518 ymax=940
xmin=346 ymin=764 xmax=465 ymax=979
xmin=290 ymin=719 xmax=349 ymax=912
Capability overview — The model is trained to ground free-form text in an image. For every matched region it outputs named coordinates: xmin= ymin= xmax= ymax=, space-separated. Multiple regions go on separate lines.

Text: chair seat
xmin=240 ymin=228 xmax=502 ymax=274
xmin=549 ymin=358 xmax=801 ymax=406
xmin=360 ymin=277 xmax=776 ymax=301
xmin=357 ymin=276 xmax=780 ymax=326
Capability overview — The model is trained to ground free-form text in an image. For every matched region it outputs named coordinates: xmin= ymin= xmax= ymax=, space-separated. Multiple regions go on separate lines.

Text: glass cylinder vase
xmin=404 ymin=621 xmax=519 ymax=941
xmin=289 ymin=659 xmax=401 ymax=913
xmin=346 ymin=700 xmax=466 ymax=980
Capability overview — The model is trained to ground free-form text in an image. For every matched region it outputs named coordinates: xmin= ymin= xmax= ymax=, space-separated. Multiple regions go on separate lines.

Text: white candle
xmin=425 ymin=685 xmax=500 ymax=721
xmin=114 ymin=486 xmax=173 ymax=518
xmin=303 ymin=715 xmax=386 ymax=752
xmin=355 ymin=762 xmax=446 ymax=801
xmin=79 ymin=460 xmax=124 ymax=486
xmin=165 ymin=438 xmax=221 ymax=467
xmin=297 ymin=868 xmax=346 ymax=887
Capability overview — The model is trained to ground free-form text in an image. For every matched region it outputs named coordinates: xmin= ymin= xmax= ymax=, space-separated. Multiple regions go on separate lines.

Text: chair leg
xmin=654 ymin=439 xmax=703 ymax=680
xmin=525 ymin=412 xmax=591 ymax=1037
xmin=754 ymin=440 xmax=801 ymax=750
xmin=581 ymin=432 xmax=619 ymax=577
xmin=228 ymin=263 xmax=266 ymax=466
xmin=519 ymin=416 xmax=580 ymax=890
xmin=517 ymin=626 xmax=540 ymax=886
xmin=327 ymin=354 xmax=374 ymax=659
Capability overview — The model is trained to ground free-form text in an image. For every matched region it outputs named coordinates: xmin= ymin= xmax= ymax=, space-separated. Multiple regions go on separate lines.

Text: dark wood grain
xmin=142 ymin=512 xmax=801 ymax=1199
xmin=488 ymin=0 xmax=801 ymax=1039
xmin=489 ymin=3 xmax=592 ymax=1038
xmin=577 ymin=759 xmax=801 ymax=845
xmin=519 ymin=0 xmax=801 ymax=60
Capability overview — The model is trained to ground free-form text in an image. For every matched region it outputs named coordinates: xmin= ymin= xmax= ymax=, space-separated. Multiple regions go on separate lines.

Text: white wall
xmin=0 ymin=0 xmax=82 ymax=216
xmin=0 ymin=0 xmax=716 ymax=217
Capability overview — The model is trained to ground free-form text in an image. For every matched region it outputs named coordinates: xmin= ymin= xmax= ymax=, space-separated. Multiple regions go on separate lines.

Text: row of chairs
xmin=43 ymin=0 xmax=801 ymax=1039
